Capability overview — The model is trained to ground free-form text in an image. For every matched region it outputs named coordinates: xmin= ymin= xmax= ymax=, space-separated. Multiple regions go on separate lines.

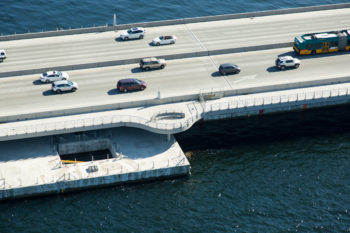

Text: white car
xmin=0 ymin=49 xmax=6 ymax=62
xmin=152 ymin=36 xmax=177 ymax=46
xmin=52 ymin=80 xmax=78 ymax=93
xmin=120 ymin=27 xmax=145 ymax=41
xmin=275 ymin=56 xmax=300 ymax=70
xmin=40 ymin=71 xmax=69 ymax=83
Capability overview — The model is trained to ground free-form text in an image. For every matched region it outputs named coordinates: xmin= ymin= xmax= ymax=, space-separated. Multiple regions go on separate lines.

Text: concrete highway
xmin=1 ymin=47 xmax=350 ymax=119
xmin=0 ymin=8 xmax=350 ymax=74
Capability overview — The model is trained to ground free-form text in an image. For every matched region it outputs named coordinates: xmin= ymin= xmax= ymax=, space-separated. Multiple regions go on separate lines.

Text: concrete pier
xmin=0 ymin=128 xmax=190 ymax=200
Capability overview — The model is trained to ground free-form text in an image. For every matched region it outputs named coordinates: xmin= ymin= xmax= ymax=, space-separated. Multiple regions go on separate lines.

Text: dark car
xmin=117 ymin=78 xmax=147 ymax=92
xmin=219 ymin=63 xmax=241 ymax=75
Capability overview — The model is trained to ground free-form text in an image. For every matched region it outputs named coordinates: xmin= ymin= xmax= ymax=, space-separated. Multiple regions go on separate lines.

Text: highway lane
xmin=0 ymin=8 xmax=350 ymax=73
xmin=1 ymin=48 xmax=350 ymax=118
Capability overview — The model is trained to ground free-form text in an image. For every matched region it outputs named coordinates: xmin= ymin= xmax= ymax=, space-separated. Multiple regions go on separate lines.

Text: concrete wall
xmin=0 ymin=164 xmax=190 ymax=200
xmin=0 ymin=3 xmax=349 ymax=41
xmin=58 ymin=138 xmax=111 ymax=155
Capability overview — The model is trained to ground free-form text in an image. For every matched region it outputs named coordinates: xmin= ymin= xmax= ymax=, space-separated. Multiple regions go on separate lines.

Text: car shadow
xmin=266 ymin=66 xmax=281 ymax=73
xmin=148 ymin=42 xmax=156 ymax=47
xmin=42 ymin=90 xmax=56 ymax=96
xmin=32 ymin=79 xmax=46 ymax=85
xmin=131 ymin=67 xmax=144 ymax=73
xmin=211 ymin=71 xmax=222 ymax=77
xmin=42 ymin=90 xmax=72 ymax=96
xmin=107 ymin=88 xmax=123 ymax=95
xmin=114 ymin=37 xmax=124 ymax=42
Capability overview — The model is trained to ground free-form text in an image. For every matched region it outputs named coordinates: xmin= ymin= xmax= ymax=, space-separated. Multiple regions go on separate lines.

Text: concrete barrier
xmin=0 ymin=3 xmax=349 ymax=41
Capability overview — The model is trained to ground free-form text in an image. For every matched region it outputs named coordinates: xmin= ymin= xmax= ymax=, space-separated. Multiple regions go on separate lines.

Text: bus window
xmin=330 ymin=41 xmax=338 ymax=48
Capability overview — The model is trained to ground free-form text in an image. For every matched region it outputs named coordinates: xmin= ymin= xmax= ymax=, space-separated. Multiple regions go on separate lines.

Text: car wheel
xmin=145 ymin=67 xmax=150 ymax=71
xmin=56 ymin=89 xmax=61 ymax=94
xmin=140 ymin=86 xmax=145 ymax=91
xmin=0 ymin=58 xmax=3 ymax=62
xmin=311 ymin=50 xmax=316 ymax=55
xmin=170 ymin=40 xmax=175 ymax=44
xmin=235 ymin=70 xmax=240 ymax=74
xmin=62 ymin=78 xmax=66 ymax=80
xmin=124 ymin=37 xmax=129 ymax=41
xmin=221 ymin=71 xmax=226 ymax=75
xmin=160 ymin=65 xmax=165 ymax=69
xmin=156 ymin=42 xmax=160 ymax=46
xmin=139 ymin=35 xmax=144 ymax=39
xmin=280 ymin=66 xmax=286 ymax=70
xmin=45 ymin=79 xmax=50 ymax=83
xmin=294 ymin=64 xmax=300 ymax=68
xmin=71 ymin=88 xmax=77 ymax=92
xmin=123 ymin=88 xmax=128 ymax=93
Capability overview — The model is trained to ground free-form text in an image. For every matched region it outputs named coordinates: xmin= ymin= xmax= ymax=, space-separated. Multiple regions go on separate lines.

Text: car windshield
xmin=57 ymin=71 xmax=62 ymax=76
xmin=43 ymin=72 xmax=47 ymax=76
xmin=67 ymin=81 xmax=73 ymax=85
xmin=135 ymin=79 xmax=142 ymax=84
xmin=159 ymin=36 xmax=164 ymax=40
xmin=127 ymin=29 xmax=132 ymax=33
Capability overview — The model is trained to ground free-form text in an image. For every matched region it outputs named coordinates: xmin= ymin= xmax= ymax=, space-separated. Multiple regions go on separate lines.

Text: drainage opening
xmin=59 ymin=149 xmax=112 ymax=163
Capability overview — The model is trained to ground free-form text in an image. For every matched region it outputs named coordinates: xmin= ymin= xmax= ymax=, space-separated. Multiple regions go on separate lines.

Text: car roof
xmin=45 ymin=70 xmax=59 ymax=75
xmin=118 ymin=78 xmax=136 ymax=83
xmin=141 ymin=57 xmax=158 ymax=62
xmin=0 ymin=49 xmax=5 ymax=53
xmin=131 ymin=27 xmax=144 ymax=31
xmin=220 ymin=63 xmax=237 ymax=68
xmin=53 ymin=80 xmax=69 ymax=85
xmin=278 ymin=56 xmax=294 ymax=60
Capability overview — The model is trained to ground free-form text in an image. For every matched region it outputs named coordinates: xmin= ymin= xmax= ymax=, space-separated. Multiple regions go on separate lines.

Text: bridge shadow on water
xmin=175 ymin=104 xmax=350 ymax=152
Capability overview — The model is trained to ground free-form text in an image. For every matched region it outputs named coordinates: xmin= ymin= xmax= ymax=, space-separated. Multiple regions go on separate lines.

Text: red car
xmin=117 ymin=78 xmax=147 ymax=92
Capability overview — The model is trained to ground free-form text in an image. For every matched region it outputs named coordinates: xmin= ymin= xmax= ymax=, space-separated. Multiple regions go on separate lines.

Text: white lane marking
xmin=232 ymin=75 xmax=257 ymax=84
xmin=184 ymin=24 xmax=232 ymax=88
xmin=184 ymin=24 xmax=207 ymax=51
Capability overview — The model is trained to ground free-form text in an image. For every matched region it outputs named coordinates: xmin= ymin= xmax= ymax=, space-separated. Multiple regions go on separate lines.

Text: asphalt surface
xmin=1 ymin=48 xmax=350 ymax=118
xmin=0 ymin=8 xmax=349 ymax=73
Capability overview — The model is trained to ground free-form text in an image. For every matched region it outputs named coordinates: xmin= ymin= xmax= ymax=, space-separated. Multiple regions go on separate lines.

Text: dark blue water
xmin=1 ymin=1 xmax=350 ymax=232
xmin=0 ymin=0 xmax=349 ymax=35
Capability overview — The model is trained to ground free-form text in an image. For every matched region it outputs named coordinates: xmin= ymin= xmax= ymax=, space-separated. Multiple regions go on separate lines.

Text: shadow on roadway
xmin=107 ymin=88 xmax=124 ymax=95
xmin=33 ymin=79 xmax=46 ymax=85
xmin=131 ymin=67 xmax=144 ymax=73
xmin=211 ymin=71 xmax=222 ymax=77
xmin=266 ymin=66 xmax=281 ymax=73
xmin=114 ymin=37 xmax=124 ymax=42
xmin=42 ymin=90 xmax=72 ymax=96
xmin=148 ymin=42 xmax=156 ymax=47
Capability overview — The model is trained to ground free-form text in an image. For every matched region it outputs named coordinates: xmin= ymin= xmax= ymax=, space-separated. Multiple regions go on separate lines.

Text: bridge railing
xmin=205 ymin=87 xmax=350 ymax=113
xmin=0 ymin=109 xmax=202 ymax=137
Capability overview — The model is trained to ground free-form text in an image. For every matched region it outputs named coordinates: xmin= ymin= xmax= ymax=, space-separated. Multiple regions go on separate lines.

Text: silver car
xmin=139 ymin=57 xmax=166 ymax=70
xmin=120 ymin=27 xmax=145 ymax=41
xmin=52 ymin=80 xmax=78 ymax=93
xmin=40 ymin=71 xmax=69 ymax=83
